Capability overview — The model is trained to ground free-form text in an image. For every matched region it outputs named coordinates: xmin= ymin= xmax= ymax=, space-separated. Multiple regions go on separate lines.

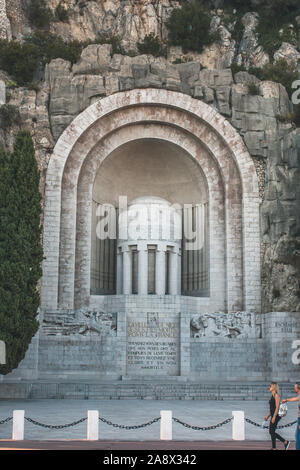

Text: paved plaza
xmin=0 ymin=399 xmax=298 ymax=446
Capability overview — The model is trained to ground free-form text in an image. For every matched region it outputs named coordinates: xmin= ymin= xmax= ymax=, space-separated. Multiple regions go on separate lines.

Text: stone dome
xmin=118 ymin=195 xmax=182 ymax=243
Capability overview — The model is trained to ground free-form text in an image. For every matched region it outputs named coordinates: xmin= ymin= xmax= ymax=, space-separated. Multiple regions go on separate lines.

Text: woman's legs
xmin=269 ymin=416 xmax=285 ymax=449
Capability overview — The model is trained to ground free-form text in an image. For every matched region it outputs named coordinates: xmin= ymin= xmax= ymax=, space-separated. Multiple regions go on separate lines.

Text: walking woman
xmin=264 ymin=382 xmax=290 ymax=450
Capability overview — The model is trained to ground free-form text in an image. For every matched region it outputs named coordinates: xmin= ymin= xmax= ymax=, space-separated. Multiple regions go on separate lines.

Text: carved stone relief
xmin=190 ymin=312 xmax=261 ymax=339
xmin=42 ymin=310 xmax=117 ymax=336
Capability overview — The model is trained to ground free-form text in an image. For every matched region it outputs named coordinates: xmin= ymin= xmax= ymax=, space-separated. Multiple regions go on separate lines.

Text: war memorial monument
xmin=0 ymin=0 xmax=299 ymax=400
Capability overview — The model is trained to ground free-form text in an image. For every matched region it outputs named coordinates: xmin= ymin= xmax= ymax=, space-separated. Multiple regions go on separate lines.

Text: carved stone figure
xmin=42 ymin=310 xmax=117 ymax=336
xmin=190 ymin=311 xmax=257 ymax=339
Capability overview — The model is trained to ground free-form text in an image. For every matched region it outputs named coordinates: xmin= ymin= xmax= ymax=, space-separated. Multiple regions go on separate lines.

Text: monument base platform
xmin=0 ymin=380 xmax=296 ymax=401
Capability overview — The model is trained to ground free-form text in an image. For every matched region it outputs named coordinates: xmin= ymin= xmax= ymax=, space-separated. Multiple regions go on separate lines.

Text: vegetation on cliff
xmin=0 ymin=131 xmax=43 ymax=375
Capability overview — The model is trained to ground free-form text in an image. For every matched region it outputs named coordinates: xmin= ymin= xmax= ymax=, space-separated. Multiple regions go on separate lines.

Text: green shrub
xmin=25 ymin=31 xmax=82 ymax=65
xmin=0 ymin=132 xmax=43 ymax=375
xmin=0 ymin=105 xmax=20 ymax=129
xmin=0 ymin=33 xmax=82 ymax=87
xmin=0 ymin=40 xmax=40 ymax=86
xmin=167 ymin=0 xmax=219 ymax=54
xmin=247 ymin=82 xmax=260 ymax=96
xmin=95 ymin=33 xmax=124 ymax=55
xmin=26 ymin=0 xmax=53 ymax=29
xmin=172 ymin=56 xmax=193 ymax=64
xmin=247 ymin=66 xmax=265 ymax=81
xmin=254 ymin=1 xmax=300 ymax=58
xmin=127 ymin=49 xmax=138 ymax=57
xmin=231 ymin=63 xmax=247 ymax=76
xmin=226 ymin=0 xmax=300 ymax=16
xmin=54 ymin=2 xmax=69 ymax=22
xmin=26 ymin=81 xmax=41 ymax=92
xmin=137 ymin=33 xmax=167 ymax=58
xmin=261 ymin=58 xmax=298 ymax=98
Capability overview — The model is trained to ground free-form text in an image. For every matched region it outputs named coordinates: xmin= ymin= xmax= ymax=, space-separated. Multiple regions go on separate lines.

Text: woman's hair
xmin=270 ymin=382 xmax=280 ymax=396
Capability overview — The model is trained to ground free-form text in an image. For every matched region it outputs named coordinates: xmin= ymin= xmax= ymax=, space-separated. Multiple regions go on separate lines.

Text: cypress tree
xmin=0 ymin=131 xmax=43 ymax=375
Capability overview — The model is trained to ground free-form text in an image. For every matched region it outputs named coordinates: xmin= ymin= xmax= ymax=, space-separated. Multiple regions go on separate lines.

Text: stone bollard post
xmin=160 ymin=410 xmax=172 ymax=440
xmin=232 ymin=411 xmax=245 ymax=440
xmin=12 ymin=410 xmax=25 ymax=440
xmin=87 ymin=410 xmax=99 ymax=440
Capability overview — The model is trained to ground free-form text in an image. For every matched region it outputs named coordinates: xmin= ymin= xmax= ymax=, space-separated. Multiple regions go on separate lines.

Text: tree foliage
xmin=0 ymin=132 xmax=43 ymax=375
xmin=167 ymin=0 xmax=219 ymax=54
xmin=0 ymin=32 xmax=82 ymax=87
xmin=26 ymin=0 xmax=53 ymax=30
xmin=0 ymin=40 xmax=41 ymax=86
xmin=137 ymin=33 xmax=167 ymax=57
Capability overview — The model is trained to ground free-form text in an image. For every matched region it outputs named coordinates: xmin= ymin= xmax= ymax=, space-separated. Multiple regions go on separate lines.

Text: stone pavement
xmin=0 ymin=440 xmax=295 ymax=450
xmin=0 ymin=399 xmax=298 ymax=445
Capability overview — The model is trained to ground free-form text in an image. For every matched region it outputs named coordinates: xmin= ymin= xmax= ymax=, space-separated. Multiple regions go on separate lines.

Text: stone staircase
xmin=0 ymin=380 xmax=296 ymax=400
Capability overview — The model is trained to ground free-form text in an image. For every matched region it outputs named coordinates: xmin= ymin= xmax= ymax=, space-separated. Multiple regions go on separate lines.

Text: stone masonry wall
xmin=0 ymin=33 xmax=299 ymax=313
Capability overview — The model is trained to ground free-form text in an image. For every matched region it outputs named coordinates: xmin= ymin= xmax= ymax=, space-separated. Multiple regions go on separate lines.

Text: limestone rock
xmin=72 ymin=44 xmax=113 ymax=75
xmin=234 ymin=71 xmax=260 ymax=85
xmin=262 ymin=234 xmax=300 ymax=313
xmin=47 ymin=0 xmax=179 ymax=50
xmin=0 ymin=0 xmax=11 ymax=40
xmin=236 ymin=12 xmax=270 ymax=69
xmin=274 ymin=42 xmax=300 ymax=68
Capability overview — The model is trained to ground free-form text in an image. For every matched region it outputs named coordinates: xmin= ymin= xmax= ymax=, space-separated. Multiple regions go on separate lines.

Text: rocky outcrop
xmin=274 ymin=42 xmax=300 ymax=68
xmin=235 ymin=12 xmax=269 ymax=69
xmin=0 ymin=80 xmax=54 ymax=197
xmin=46 ymin=0 xmax=179 ymax=48
xmin=263 ymin=234 xmax=300 ymax=312
xmin=2 ymin=2 xmax=299 ymax=71
xmin=261 ymin=129 xmax=300 ymax=312
xmin=0 ymin=0 xmax=11 ymax=40
xmin=44 ymin=45 xmax=293 ymax=141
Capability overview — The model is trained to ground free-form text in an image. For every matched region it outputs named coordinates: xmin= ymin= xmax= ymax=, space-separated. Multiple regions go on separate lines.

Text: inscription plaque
xmin=126 ymin=312 xmax=180 ymax=375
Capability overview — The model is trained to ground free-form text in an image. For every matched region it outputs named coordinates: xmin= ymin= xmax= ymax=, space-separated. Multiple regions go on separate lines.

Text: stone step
xmin=0 ymin=381 xmax=296 ymax=400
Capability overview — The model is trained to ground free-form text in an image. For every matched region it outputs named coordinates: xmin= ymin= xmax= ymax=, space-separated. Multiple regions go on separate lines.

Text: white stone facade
xmin=42 ymin=89 xmax=261 ymax=315
xmin=3 ymin=89 xmax=278 ymax=384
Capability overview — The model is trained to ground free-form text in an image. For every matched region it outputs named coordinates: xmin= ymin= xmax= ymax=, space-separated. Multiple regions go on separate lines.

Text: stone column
xmin=169 ymin=249 xmax=178 ymax=295
xmin=138 ymin=244 xmax=148 ymax=295
xmin=155 ymin=246 xmax=166 ymax=295
xmin=177 ymin=249 xmax=181 ymax=295
xmin=116 ymin=249 xmax=123 ymax=294
xmin=123 ymin=247 xmax=132 ymax=294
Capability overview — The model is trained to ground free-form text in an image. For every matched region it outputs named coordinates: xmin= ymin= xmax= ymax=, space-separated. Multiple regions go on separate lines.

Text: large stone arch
xmin=42 ymin=88 xmax=261 ymax=314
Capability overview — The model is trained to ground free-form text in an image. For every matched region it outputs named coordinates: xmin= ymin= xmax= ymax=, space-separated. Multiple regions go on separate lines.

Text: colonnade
xmin=116 ymin=242 xmax=181 ymax=295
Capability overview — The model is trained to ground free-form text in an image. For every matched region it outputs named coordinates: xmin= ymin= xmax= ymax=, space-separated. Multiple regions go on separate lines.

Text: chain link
xmin=5 ymin=414 xmax=297 ymax=432
xmin=24 ymin=416 xmax=87 ymax=429
xmin=98 ymin=416 xmax=161 ymax=430
xmin=0 ymin=417 xmax=12 ymax=425
xmin=173 ymin=417 xmax=233 ymax=431
xmin=245 ymin=418 xmax=298 ymax=429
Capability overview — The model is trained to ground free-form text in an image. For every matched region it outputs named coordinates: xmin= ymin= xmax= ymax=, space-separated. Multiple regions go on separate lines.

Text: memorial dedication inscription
xmin=126 ymin=312 xmax=180 ymax=375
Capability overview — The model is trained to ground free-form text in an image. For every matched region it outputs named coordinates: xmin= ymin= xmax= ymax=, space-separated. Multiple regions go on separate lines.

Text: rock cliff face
xmin=2 ymin=1 xmax=300 ymax=70
xmin=0 ymin=0 xmax=299 ymax=313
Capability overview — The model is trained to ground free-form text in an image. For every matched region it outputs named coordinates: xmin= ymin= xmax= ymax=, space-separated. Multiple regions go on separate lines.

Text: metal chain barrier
xmin=245 ymin=418 xmax=298 ymax=429
xmin=24 ymin=416 xmax=87 ymax=429
xmin=173 ymin=416 xmax=233 ymax=431
xmin=98 ymin=416 xmax=161 ymax=430
xmin=0 ymin=417 xmax=12 ymax=425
